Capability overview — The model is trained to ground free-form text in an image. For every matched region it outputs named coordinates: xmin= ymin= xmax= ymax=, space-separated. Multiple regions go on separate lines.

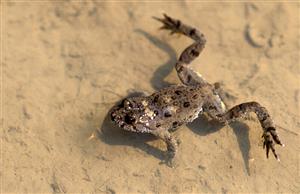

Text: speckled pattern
xmin=110 ymin=14 xmax=284 ymax=166
xmin=111 ymin=85 xmax=207 ymax=133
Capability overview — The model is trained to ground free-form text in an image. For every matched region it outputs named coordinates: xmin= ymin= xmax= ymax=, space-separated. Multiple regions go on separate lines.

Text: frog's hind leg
xmin=154 ymin=14 xmax=208 ymax=86
xmin=204 ymin=101 xmax=284 ymax=160
xmin=150 ymin=128 xmax=178 ymax=167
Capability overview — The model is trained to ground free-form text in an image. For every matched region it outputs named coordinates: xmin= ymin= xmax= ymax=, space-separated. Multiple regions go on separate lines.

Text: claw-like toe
xmin=153 ymin=14 xmax=180 ymax=35
xmin=268 ymin=127 xmax=282 ymax=145
xmin=266 ymin=143 xmax=270 ymax=158
xmin=263 ymin=130 xmax=282 ymax=160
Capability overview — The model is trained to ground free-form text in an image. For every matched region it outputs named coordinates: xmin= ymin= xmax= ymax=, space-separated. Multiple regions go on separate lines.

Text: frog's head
xmin=110 ymin=97 xmax=152 ymax=133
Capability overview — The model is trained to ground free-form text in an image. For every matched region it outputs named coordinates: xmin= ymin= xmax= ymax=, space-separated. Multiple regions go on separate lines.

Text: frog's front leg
xmin=204 ymin=101 xmax=284 ymax=160
xmin=150 ymin=128 xmax=178 ymax=167
xmin=154 ymin=14 xmax=209 ymax=87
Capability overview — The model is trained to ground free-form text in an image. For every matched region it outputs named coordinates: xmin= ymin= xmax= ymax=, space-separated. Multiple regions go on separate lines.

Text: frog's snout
xmin=110 ymin=106 xmax=121 ymax=123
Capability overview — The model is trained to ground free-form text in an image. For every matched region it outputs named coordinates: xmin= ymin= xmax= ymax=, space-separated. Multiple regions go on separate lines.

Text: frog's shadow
xmin=99 ymin=30 xmax=251 ymax=174
xmin=188 ymin=118 xmax=251 ymax=174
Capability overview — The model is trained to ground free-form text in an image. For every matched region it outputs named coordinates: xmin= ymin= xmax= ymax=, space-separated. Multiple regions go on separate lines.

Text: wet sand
xmin=2 ymin=1 xmax=300 ymax=193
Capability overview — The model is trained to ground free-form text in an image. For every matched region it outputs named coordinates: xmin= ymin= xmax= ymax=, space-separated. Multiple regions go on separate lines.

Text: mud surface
xmin=2 ymin=1 xmax=300 ymax=193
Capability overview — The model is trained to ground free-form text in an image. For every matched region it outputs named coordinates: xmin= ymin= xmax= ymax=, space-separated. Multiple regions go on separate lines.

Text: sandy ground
xmin=1 ymin=1 xmax=300 ymax=193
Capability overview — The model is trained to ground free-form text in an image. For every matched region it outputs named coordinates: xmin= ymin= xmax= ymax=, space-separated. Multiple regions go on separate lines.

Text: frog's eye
xmin=124 ymin=114 xmax=136 ymax=124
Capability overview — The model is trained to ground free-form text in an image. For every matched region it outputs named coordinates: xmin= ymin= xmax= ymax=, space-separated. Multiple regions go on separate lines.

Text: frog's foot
xmin=161 ymin=150 xmax=178 ymax=168
xmin=262 ymin=127 xmax=284 ymax=161
xmin=158 ymin=148 xmax=178 ymax=168
xmin=153 ymin=14 xmax=181 ymax=35
xmin=153 ymin=14 xmax=206 ymax=42
xmin=154 ymin=14 xmax=208 ymax=87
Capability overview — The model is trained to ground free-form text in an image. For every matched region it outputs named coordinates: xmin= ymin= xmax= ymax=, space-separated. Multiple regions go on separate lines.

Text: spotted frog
xmin=110 ymin=14 xmax=284 ymax=166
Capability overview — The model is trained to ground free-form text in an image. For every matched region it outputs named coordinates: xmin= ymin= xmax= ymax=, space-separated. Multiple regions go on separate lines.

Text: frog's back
xmin=147 ymin=85 xmax=207 ymax=130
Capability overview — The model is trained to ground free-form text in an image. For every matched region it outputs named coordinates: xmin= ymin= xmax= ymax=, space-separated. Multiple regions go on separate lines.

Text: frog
xmin=110 ymin=14 xmax=284 ymax=166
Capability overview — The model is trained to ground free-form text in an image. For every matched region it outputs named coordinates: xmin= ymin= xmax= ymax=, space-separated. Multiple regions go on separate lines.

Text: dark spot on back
xmin=172 ymin=121 xmax=178 ymax=128
xmin=153 ymin=95 xmax=159 ymax=103
xmin=154 ymin=110 xmax=159 ymax=115
xmin=187 ymin=75 xmax=192 ymax=83
xmin=171 ymin=96 xmax=176 ymax=100
xmin=183 ymin=102 xmax=190 ymax=108
xmin=192 ymin=94 xmax=198 ymax=99
xmin=175 ymin=90 xmax=182 ymax=95
xmin=164 ymin=111 xmax=172 ymax=117
xmin=156 ymin=123 xmax=161 ymax=128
